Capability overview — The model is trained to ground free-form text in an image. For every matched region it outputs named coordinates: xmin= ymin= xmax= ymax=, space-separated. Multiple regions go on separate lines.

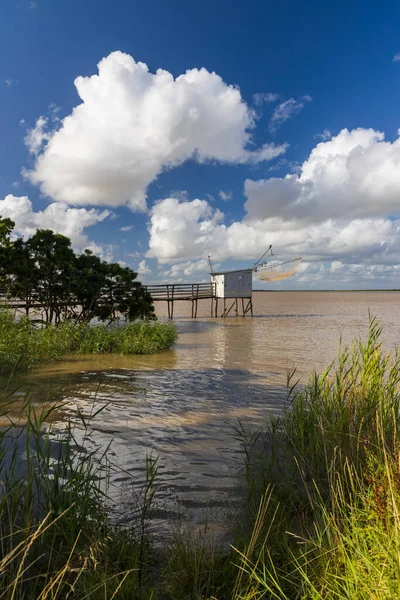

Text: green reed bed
xmin=233 ymin=316 xmax=400 ymax=599
xmin=0 ymin=317 xmax=400 ymax=599
xmin=77 ymin=321 xmax=178 ymax=355
xmin=0 ymin=308 xmax=177 ymax=375
xmin=0 ymin=393 xmax=159 ymax=600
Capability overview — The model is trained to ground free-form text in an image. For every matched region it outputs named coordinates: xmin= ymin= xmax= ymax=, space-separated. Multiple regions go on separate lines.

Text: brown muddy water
xmin=5 ymin=291 xmax=400 ymax=533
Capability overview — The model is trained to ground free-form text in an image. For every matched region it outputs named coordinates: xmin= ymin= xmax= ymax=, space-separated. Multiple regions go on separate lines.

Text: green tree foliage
xmin=26 ymin=229 xmax=76 ymax=323
xmin=0 ymin=217 xmax=154 ymax=323
xmin=0 ymin=217 xmax=14 ymax=247
xmin=69 ymin=250 xmax=154 ymax=322
xmin=0 ymin=216 xmax=16 ymax=289
xmin=5 ymin=238 xmax=37 ymax=317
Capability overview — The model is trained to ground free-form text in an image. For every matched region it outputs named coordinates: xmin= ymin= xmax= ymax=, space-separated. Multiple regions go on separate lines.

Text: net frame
xmin=253 ymin=257 xmax=302 ymax=282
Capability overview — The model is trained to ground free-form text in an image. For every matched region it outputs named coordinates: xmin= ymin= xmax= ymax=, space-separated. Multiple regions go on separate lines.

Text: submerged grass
xmin=0 ymin=308 xmax=177 ymax=375
xmin=0 ymin=316 xmax=399 ymax=598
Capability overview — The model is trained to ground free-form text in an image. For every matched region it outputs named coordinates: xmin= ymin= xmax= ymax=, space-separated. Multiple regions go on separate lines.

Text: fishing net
xmin=254 ymin=258 xmax=302 ymax=281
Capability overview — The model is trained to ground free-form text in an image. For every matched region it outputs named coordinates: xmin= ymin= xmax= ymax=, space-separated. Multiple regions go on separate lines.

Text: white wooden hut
xmin=210 ymin=269 xmax=253 ymax=316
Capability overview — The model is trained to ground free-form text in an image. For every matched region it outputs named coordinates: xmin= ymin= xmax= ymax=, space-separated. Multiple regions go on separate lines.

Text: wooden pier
xmin=144 ymin=282 xmax=253 ymax=319
xmin=144 ymin=283 xmax=215 ymax=318
xmin=0 ymin=280 xmax=254 ymax=320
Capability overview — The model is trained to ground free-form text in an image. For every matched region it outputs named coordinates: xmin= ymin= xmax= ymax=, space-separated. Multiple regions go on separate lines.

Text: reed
xmin=0 ymin=316 xmax=399 ymax=599
xmin=0 ymin=308 xmax=177 ymax=376
xmin=76 ymin=321 xmax=177 ymax=355
xmin=233 ymin=315 xmax=400 ymax=599
xmin=0 ymin=388 xmax=161 ymax=599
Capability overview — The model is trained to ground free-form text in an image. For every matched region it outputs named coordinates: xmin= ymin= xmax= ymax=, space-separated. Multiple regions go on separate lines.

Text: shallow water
xmin=5 ymin=291 xmax=400 ymax=531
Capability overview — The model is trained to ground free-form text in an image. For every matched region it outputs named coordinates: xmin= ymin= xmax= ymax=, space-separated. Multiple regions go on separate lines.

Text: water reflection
xmin=2 ymin=291 xmax=400 ymax=530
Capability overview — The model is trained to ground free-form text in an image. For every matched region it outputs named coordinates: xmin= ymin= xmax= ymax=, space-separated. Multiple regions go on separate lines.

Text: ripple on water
xmin=4 ymin=291 xmax=400 ymax=533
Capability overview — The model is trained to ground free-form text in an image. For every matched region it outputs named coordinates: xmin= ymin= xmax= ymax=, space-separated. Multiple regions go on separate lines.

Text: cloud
xmin=147 ymin=128 xmax=400 ymax=282
xmin=147 ymin=196 xmax=400 ymax=275
xmin=5 ymin=79 xmax=13 ymax=88
xmin=137 ymin=260 xmax=151 ymax=276
xmin=218 ymin=190 xmax=232 ymax=201
xmin=161 ymin=259 xmax=211 ymax=279
xmin=314 ymin=129 xmax=331 ymax=141
xmin=25 ymin=116 xmax=52 ymax=155
xmin=393 ymin=53 xmax=400 ymax=62
xmin=147 ymin=198 xmax=227 ymax=263
xmin=269 ymin=95 xmax=312 ymax=133
xmin=120 ymin=225 xmax=133 ymax=231
xmin=293 ymin=260 xmax=400 ymax=289
xmin=253 ymin=92 xmax=279 ymax=106
xmin=244 ymin=128 xmax=400 ymax=223
xmin=0 ymin=194 xmax=111 ymax=257
xmin=25 ymin=51 xmax=287 ymax=211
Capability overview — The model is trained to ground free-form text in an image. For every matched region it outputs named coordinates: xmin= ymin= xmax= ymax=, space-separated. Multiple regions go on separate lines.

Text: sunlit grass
xmin=233 ymin=315 xmax=400 ymax=599
xmin=0 ymin=315 xmax=399 ymax=598
xmin=0 ymin=308 xmax=177 ymax=375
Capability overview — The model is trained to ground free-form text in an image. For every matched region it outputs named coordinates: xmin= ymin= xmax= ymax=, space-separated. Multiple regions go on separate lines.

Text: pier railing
xmin=144 ymin=283 xmax=216 ymax=301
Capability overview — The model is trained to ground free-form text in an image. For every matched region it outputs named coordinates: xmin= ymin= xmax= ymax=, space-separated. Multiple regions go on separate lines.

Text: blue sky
xmin=1 ymin=0 xmax=400 ymax=288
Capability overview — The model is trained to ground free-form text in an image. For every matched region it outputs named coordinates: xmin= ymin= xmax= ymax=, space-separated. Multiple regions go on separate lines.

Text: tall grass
xmin=77 ymin=321 xmax=178 ymax=355
xmin=234 ymin=316 xmax=400 ymax=599
xmin=0 ymin=309 xmax=177 ymax=376
xmin=0 ymin=316 xmax=399 ymax=599
xmin=0 ymin=389 xmax=162 ymax=599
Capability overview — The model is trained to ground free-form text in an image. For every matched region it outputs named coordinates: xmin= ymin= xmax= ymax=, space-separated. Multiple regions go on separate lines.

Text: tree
xmin=0 ymin=219 xmax=154 ymax=324
xmin=4 ymin=239 xmax=37 ymax=317
xmin=70 ymin=251 xmax=154 ymax=322
xmin=26 ymin=230 xmax=76 ymax=323
xmin=0 ymin=216 xmax=16 ymax=290
xmin=99 ymin=261 xmax=154 ymax=322
xmin=0 ymin=216 xmax=14 ymax=248
xmin=68 ymin=250 xmax=107 ymax=322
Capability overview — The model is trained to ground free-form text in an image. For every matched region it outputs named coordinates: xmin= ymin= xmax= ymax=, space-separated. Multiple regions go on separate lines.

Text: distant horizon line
xmin=254 ymin=288 xmax=400 ymax=292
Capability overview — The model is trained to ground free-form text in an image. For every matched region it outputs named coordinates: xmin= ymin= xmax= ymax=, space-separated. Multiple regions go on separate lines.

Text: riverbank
xmin=0 ymin=308 xmax=177 ymax=375
xmin=0 ymin=317 xmax=399 ymax=598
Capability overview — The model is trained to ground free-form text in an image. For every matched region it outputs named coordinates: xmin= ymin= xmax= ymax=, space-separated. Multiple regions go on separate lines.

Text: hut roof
xmin=211 ymin=268 xmax=253 ymax=276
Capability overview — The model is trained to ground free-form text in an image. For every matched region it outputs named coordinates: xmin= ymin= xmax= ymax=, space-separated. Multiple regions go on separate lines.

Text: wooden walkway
xmin=0 ymin=283 xmax=253 ymax=320
xmin=144 ymin=283 xmax=253 ymax=319
xmin=144 ymin=283 xmax=216 ymax=318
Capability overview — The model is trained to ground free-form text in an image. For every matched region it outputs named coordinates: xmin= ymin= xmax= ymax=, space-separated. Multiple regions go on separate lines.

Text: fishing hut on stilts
xmin=208 ymin=256 xmax=253 ymax=317
xmin=144 ymin=247 xmax=301 ymax=319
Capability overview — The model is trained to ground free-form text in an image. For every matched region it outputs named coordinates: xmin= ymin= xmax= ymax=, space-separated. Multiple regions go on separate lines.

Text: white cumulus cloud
xmin=25 ymin=51 xmax=287 ymax=211
xmin=148 ymin=198 xmax=227 ymax=263
xmin=161 ymin=258 xmax=212 ymax=279
xmin=244 ymin=128 xmax=400 ymax=223
xmin=137 ymin=260 xmax=151 ymax=276
xmin=0 ymin=194 xmax=111 ymax=256
xmin=146 ymin=127 xmax=400 ymax=286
